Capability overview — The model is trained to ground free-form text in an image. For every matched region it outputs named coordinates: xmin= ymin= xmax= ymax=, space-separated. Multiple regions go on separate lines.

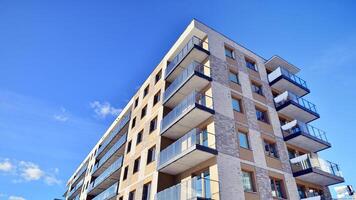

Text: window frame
xmin=229 ymin=71 xmax=240 ymax=84
xmin=146 ymin=146 xmax=156 ymax=164
xmin=153 ymin=90 xmax=161 ymax=105
xmin=126 ymin=140 xmax=132 ymax=154
xmin=238 ymin=131 xmax=250 ymax=149
xmin=245 ymin=58 xmax=258 ymax=71
xmin=123 ymin=166 xmax=129 ymax=180
xmin=225 ymin=47 xmax=235 ymax=59
xmin=264 ymin=140 xmax=279 ymax=158
xmin=251 ymin=82 xmax=263 ymax=96
xmin=133 ymin=157 xmax=141 ymax=173
xmin=141 ymin=105 xmax=147 ymax=119
xmin=142 ymin=182 xmax=151 ymax=200
xmin=255 ymin=107 xmax=269 ymax=123
xmin=232 ymin=97 xmax=242 ymax=113
xmin=270 ymin=177 xmax=285 ymax=199
xmin=149 ymin=116 xmax=157 ymax=133
xmin=155 ymin=70 xmax=162 ymax=84
xmin=143 ymin=85 xmax=150 ymax=97
xmin=242 ymin=170 xmax=255 ymax=192
xmin=136 ymin=131 xmax=143 ymax=145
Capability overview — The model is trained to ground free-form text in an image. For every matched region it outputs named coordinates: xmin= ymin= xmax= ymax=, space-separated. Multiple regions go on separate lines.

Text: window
xmin=147 ymin=146 xmax=156 ymax=164
xmin=256 ymin=108 xmax=268 ymax=123
xmin=141 ymin=105 xmax=147 ymax=119
xmin=229 ymin=71 xmax=239 ymax=84
xmin=134 ymin=97 xmax=139 ymax=108
xmin=297 ymin=185 xmax=307 ymax=199
xmin=153 ymin=90 xmax=161 ymax=105
xmin=131 ymin=117 xmax=136 ymax=128
xmin=245 ymin=58 xmax=257 ymax=71
xmin=264 ymin=140 xmax=279 ymax=158
xmin=136 ymin=131 xmax=143 ymax=145
xmin=155 ymin=70 xmax=162 ymax=84
xmin=242 ymin=171 xmax=254 ymax=192
xmin=270 ymin=178 xmax=285 ymax=198
xmin=232 ymin=98 xmax=242 ymax=112
xmin=123 ymin=166 xmax=128 ymax=180
xmin=225 ymin=47 xmax=234 ymax=59
xmin=127 ymin=140 xmax=132 ymax=153
xmin=133 ymin=157 xmax=140 ymax=173
xmin=142 ymin=182 xmax=151 ymax=200
xmin=288 ymin=148 xmax=299 ymax=159
xmin=128 ymin=190 xmax=135 ymax=200
xmin=118 ymin=197 xmax=123 ymax=200
xmin=149 ymin=117 xmax=157 ymax=133
xmin=251 ymin=82 xmax=263 ymax=96
xmin=143 ymin=85 xmax=149 ymax=97
xmin=238 ymin=132 xmax=250 ymax=149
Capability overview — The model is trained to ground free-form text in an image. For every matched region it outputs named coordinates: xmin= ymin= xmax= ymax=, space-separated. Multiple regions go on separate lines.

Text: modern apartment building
xmin=64 ymin=19 xmax=345 ymax=200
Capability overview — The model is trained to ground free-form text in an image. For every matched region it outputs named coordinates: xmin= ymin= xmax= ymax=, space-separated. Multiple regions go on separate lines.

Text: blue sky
xmin=0 ymin=0 xmax=356 ymax=199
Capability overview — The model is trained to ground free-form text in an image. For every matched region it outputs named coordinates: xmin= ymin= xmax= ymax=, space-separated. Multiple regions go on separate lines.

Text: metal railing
xmin=93 ymin=133 xmax=127 ymax=173
xmin=161 ymin=91 xmax=214 ymax=133
xmin=67 ymin=179 xmax=84 ymax=198
xmin=290 ymin=154 xmax=343 ymax=177
xmin=159 ymin=129 xmax=216 ymax=168
xmin=163 ymin=61 xmax=211 ymax=103
xmin=275 ymin=92 xmax=317 ymax=114
xmin=71 ymin=163 xmax=87 ymax=185
xmin=155 ymin=177 xmax=219 ymax=200
xmin=97 ymin=113 xmax=131 ymax=156
xmin=283 ymin=121 xmax=328 ymax=143
xmin=268 ymin=67 xmax=308 ymax=89
xmin=165 ymin=36 xmax=209 ymax=79
xmin=92 ymin=182 xmax=118 ymax=200
xmin=88 ymin=157 xmax=123 ymax=193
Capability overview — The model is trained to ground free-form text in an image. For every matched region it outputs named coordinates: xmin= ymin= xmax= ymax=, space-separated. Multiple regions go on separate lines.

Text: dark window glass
xmin=153 ymin=90 xmax=161 ymax=105
xmin=225 ymin=47 xmax=234 ymax=59
xmin=141 ymin=105 xmax=147 ymax=119
xmin=155 ymin=70 xmax=162 ymax=84
xmin=229 ymin=71 xmax=239 ymax=84
xmin=136 ymin=131 xmax=143 ymax=145
xmin=123 ymin=166 xmax=128 ymax=180
xmin=147 ymin=146 xmax=156 ymax=164
xmin=131 ymin=117 xmax=136 ymax=128
xmin=127 ymin=141 xmax=132 ymax=153
xmin=264 ymin=140 xmax=279 ymax=158
xmin=142 ymin=182 xmax=151 ymax=200
xmin=134 ymin=98 xmax=139 ymax=108
xmin=251 ymin=82 xmax=263 ymax=96
xmin=128 ymin=190 xmax=135 ymax=200
xmin=143 ymin=85 xmax=149 ymax=97
xmin=246 ymin=59 xmax=257 ymax=71
xmin=256 ymin=108 xmax=268 ymax=123
xmin=149 ymin=117 xmax=157 ymax=133
xmin=270 ymin=178 xmax=284 ymax=198
xmin=133 ymin=157 xmax=140 ymax=173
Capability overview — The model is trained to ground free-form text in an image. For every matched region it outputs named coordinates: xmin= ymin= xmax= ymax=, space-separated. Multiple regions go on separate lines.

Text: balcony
xmin=291 ymin=154 xmax=344 ymax=186
xmin=156 ymin=177 xmax=219 ymax=200
xmin=163 ymin=61 xmax=211 ymax=108
xmin=275 ymin=91 xmax=319 ymax=123
xmin=92 ymin=182 xmax=118 ymax=200
xmin=165 ymin=36 xmax=209 ymax=82
xmin=268 ymin=67 xmax=310 ymax=96
xmin=67 ymin=179 xmax=84 ymax=199
xmin=96 ymin=113 xmax=130 ymax=158
xmin=71 ymin=163 xmax=87 ymax=186
xmin=158 ymin=129 xmax=217 ymax=175
xmin=88 ymin=157 xmax=123 ymax=196
xmin=161 ymin=92 xmax=214 ymax=139
xmin=281 ymin=120 xmax=330 ymax=152
xmin=92 ymin=133 xmax=127 ymax=177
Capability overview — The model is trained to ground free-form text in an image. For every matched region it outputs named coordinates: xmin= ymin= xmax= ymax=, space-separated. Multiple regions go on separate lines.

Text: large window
xmin=232 ymin=98 xmax=242 ymax=112
xmin=238 ymin=132 xmax=250 ymax=149
xmin=264 ymin=140 xmax=279 ymax=158
xmin=142 ymin=182 xmax=151 ymax=200
xmin=242 ymin=171 xmax=254 ymax=192
xmin=229 ymin=71 xmax=239 ymax=84
xmin=245 ymin=58 xmax=257 ymax=71
xmin=251 ymin=82 xmax=263 ymax=96
xmin=147 ymin=146 xmax=156 ymax=164
xmin=256 ymin=107 xmax=268 ymax=123
xmin=270 ymin=178 xmax=285 ymax=198
xmin=225 ymin=47 xmax=234 ymax=59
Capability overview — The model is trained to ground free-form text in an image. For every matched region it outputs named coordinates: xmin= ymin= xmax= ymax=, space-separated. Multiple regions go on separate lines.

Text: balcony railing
xmin=269 ymin=67 xmax=308 ymax=89
xmin=291 ymin=154 xmax=343 ymax=178
xmin=92 ymin=182 xmax=118 ymax=200
xmin=71 ymin=163 xmax=87 ymax=185
xmin=163 ymin=61 xmax=211 ymax=103
xmin=159 ymin=129 xmax=216 ymax=167
xmin=282 ymin=120 xmax=328 ymax=143
xmin=97 ymin=113 xmax=131 ymax=156
xmin=155 ymin=177 xmax=219 ymax=200
xmin=88 ymin=157 xmax=123 ymax=192
xmin=67 ymin=179 xmax=84 ymax=198
xmin=161 ymin=91 xmax=214 ymax=134
xmin=275 ymin=91 xmax=317 ymax=114
xmin=93 ymin=133 xmax=127 ymax=173
xmin=165 ymin=36 xmax=208 ymax=79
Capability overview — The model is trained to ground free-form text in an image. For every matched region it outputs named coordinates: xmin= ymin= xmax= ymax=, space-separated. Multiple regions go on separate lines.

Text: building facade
xmin=64 ymin=20 xmax=345 ymax=200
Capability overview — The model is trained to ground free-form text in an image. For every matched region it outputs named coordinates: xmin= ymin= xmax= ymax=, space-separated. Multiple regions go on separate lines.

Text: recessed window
xmin=149 ymin=117 xmax=157 ymax=133
xmin=123 ymin=166 xmax=129 ymax=180
xmin=131 ymin=117 xmax=136 ymax=129
xmin=270 ymin=178 xmax=285 ymax=198
xmin=232 ymin=98 xmax=242 ymax=113
xmin=141 ymin=105 xmax=147 ymax=119
xmin=126 ymin=140 xmax=132 ymax=154
xmin=153 ymin=90 xmax=161 ymax=105
xmin=256 ymin=107 xmax=268 ymax=123
xmin=229 ymin=71 xmax=239 ymax=84
xmin=136 ymin=131 xmax=143 ymax=145
xmin=238 ymin=131 xmax=250 ymax=149
xmin=155 ymin=70 xmax=162 ymax=84
xmin=245 ymin=58 xmax=257 ymax=71
xmin=128 ymin=190 xmax=135 ymax=200
xmin=242 ymin=171 xmax=255 ymax=192
xmin=143 ymin=85 xmax=150 ymax=97
xmin=264 ymin=140 xmax=279 ymax=158
xmin=133 ymin=157 xmax=140 ymax=173
xmin=225 ymin=47 xmax=235 ymax=59
xmin=134 ymin=97 xmax=139 ymax=108
xmin=251 ymin=82 xmax=263 ymax=96
xmin=142 ymin=182 xmax=151 ymax=200
xmin=147 ymin=146 xmax=156 ymax=164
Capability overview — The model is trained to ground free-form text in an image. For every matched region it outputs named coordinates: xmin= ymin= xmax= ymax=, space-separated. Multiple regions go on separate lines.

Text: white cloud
xmin=53 ymin=107 xmax=69 ymax=122
xmin=0 ymin=159 xmax=13 ymax=172
xmin=19 ymin=161 xmax=44 ymax=181
xmin=90 ymin=101 xmax=122 ymax=118
xmin=8 ymin=196 xmax=25 ymax=200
